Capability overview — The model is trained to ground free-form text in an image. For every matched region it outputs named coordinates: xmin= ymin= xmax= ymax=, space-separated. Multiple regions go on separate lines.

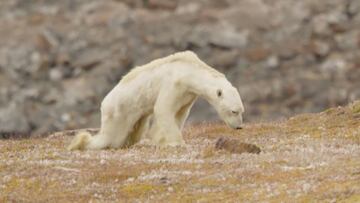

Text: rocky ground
xmin=0 ymin=0 xmax=360 ymax=135
xmin=0 ymin=101 xmax=359 ymax=202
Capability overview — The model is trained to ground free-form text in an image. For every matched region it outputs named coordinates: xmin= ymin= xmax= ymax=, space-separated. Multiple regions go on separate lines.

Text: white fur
xmin=68 ymin=51 xmax=244 ymax=150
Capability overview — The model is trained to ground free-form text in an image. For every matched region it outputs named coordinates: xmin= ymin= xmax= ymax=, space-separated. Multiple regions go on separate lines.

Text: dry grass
xmin=1 ymin=101 xmax=360 ymax=202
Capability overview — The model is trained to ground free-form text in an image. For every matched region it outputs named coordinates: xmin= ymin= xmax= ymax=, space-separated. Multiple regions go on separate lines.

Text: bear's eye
xmin=232 ymin=110 xmax=239 ymax=115
xmin=216 ymin=89 xmax=222 ymax=98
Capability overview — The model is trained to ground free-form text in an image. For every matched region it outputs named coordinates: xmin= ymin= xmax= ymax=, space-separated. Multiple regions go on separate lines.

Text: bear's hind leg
xmin=124 ymin=114 xmax=151 ymax=147
xmin=86 ymin=133 xmax=111 ymax=150
xmin=91 ymin=115 xmax=132 ymax=149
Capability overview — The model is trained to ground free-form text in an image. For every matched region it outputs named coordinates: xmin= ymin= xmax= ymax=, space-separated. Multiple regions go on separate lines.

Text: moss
xmin=0 ymin=164 xmax=6 ymax=172
xmin=24 ymin=179 xmax=42 ymax=193
xmin=323 ymin=107 xmax=336 ymax=114
xmin=179 ymin=192 xmax=234 ymax=202
xmin=121 ymin=183 xmax=166 ymax=198
xmin=352 ymin=101 xmax=360 ymax=114
xmin=201 ymin=146 xmax=216 ymax=158
xmin=92 ymin=173 xmax=132 ymax=184
xmin=3 ymin=177 xmax=21 ymax=194
xmin=343 ymin=194 xmax=360 ymax=203
xmin=43 ymin=152 xmax=60 ymax=160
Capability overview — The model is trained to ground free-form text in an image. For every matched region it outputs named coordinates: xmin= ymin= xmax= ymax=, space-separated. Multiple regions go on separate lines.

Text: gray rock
xmin=0 ymin=103 xmax=30 ymax=133
xmin=265 ymin=55 xmax=280 ymax=69
xmin=209 ymin=25 xmax=249 ymax=48
xmin=312 ymin=40 xmax=331 ymax=57
xmin=320 ymin=54 xmax=348 ymax=76
xmin=348 ymin=0 xmax=360 ymax=16
xmin=49 ymin=68 xmax=64 ymax=81
xmin=0 ymin=0 xmax=359 ymax=134
xmin=335 ymin=30 xmax=360 ymax=50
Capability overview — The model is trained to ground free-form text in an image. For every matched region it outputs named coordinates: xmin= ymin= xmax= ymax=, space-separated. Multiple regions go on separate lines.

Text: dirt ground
xmin=1 ymin=101 xmax=360 ymax=202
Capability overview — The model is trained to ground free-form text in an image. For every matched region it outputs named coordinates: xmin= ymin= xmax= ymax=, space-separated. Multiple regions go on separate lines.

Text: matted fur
xmin=120 ymin=51 xmax=224 ymax=84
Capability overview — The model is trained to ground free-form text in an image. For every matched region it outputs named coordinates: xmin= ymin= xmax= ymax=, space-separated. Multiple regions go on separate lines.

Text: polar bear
xmin=68 ymin=51 xmax=244 ymax=150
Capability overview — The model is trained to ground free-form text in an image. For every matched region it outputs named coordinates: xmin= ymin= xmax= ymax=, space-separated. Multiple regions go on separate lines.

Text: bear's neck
xmin=184 ymin=68 xmax=222 ymax=103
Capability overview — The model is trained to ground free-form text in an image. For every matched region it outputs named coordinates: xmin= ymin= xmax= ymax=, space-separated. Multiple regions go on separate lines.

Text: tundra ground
xmin=1 ymin=101 xmax=360 ymax=202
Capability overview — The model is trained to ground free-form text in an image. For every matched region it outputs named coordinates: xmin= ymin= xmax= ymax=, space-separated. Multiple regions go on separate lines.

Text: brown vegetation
xmin=0 ymin=101 xmax=360 ymax=202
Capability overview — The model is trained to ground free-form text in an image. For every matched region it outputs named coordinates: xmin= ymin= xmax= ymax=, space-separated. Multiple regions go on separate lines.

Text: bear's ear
xmin=216 ymin=89 xmax=223 ymax=98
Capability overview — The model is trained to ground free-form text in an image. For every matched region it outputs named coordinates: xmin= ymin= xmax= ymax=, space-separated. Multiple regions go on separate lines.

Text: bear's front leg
xmin=149 ymin=115 xmax=185 ymax=146
xmin=149 ymin=85 xmax=186 ymax=146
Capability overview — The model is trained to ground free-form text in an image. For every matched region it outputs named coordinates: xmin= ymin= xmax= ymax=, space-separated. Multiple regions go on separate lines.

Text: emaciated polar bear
xmin=68 ymin=51 xmax=244 ymax=150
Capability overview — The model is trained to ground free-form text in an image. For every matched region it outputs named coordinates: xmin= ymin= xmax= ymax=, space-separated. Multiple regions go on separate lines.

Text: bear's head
xmin=209 ymin=80 xmax=244 ymax=129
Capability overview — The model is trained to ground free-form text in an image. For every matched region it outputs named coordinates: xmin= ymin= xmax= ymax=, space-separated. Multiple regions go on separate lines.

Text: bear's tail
xmin=67 ymin=132 xmax=92 ymax=151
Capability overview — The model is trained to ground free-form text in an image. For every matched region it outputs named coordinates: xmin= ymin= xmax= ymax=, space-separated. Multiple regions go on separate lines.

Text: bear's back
xmin=120 ymin=51 xmax=224 ymax=84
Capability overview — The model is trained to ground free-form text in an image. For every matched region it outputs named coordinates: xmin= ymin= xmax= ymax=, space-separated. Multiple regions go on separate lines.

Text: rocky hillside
xmin=0 ymin=101 xmax=359 ymax=202
xmin=0 ymin=0 xmax=360 ymax=134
